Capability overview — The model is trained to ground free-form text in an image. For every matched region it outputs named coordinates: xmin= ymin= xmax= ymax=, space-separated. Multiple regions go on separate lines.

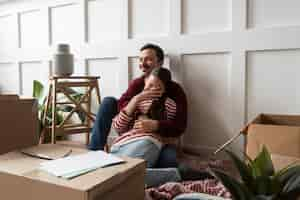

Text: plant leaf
xmin=253 ymin=195 xmax=277 ymax=200
xmin=251 ymin=161 xmax=262 ymax=178
xmin=225 ymin=150 xmax=254 ymax=187
xmin=282 ymin=173 xmax=300 ymax=194
xmin=276 ymin=165 xmax=300 ymax=186
xmin=71 ymin=93 xmax=84 ymax=102
xmin=241 ymin=151 xmax=262 ymax=179
xmin=279 ymin=188 xmax=300 ymax=200
xmin=210 ymin=169 xmax=252 ymax=200
xmin=253 ymin=176 xmax=274 ymax=195
xmin=33 ymin=80 xmax=44 ymax=101
xmin=269 ymin=176 xmax=283 ymax=197
xmin=253 ymin=145 xmax=275 ymax=177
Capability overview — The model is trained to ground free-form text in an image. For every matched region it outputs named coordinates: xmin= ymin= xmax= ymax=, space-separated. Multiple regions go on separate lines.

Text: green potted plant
xmin=210 ymin=146 xmax=300 ymax=200
xmin=32 ymin=80 xmax=85 ymax=142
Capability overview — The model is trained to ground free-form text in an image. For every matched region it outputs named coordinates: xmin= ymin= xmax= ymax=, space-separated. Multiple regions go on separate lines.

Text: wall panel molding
xmin=87 ymin=0 xmax=122 ymax=43
xmin=181 ymin=0 xmax=232 ymax=35
xmin=0 ymin=0 xmax=300 ymax=152
xmin=0 ymin=63 xmax=19 ymax=94
xmin=247 ymin=0 xmax=300 ymax=29
xmin=246 ymin=49 xmax=300 ymax=121
xmin=128 ymin=0 xmax=170 ymax=38
xmin=182 ymin=52 xmax=233 ymax=148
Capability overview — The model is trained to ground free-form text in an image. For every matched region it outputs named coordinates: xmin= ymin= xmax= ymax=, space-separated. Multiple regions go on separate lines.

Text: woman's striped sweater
xmin=111 ymin=97 xmax=177 ymax=147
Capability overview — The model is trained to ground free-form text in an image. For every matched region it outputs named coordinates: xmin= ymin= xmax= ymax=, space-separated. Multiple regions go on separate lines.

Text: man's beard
xmin=140 ymin=65 xmax=153 ymax=76
xmin=141 ymin=64 xmax=151 ymax=72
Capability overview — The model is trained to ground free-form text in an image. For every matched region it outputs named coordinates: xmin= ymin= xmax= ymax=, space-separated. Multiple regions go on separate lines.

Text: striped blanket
xmin=145 ymin=179 xmax=231 ymax=200
xmin=145 ymin=159 xmax=233 ymax=200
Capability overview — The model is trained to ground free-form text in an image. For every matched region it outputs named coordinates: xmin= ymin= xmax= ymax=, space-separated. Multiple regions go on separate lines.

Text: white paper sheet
xmin=39 ymin=151 xmax=124 ymax=178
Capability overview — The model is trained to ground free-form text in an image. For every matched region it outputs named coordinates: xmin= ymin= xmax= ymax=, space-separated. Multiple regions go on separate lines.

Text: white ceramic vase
xmin=54 ymin=44 xmax=74 ymax=76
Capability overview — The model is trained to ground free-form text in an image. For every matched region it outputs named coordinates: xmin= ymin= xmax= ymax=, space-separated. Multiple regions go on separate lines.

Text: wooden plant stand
xmin=41 ymin=76 xmax=101 ymax=145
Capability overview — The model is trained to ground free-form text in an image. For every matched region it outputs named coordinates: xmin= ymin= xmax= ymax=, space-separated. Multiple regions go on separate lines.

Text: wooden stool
xmin=41 ymin=76 xmax=101 ymax=145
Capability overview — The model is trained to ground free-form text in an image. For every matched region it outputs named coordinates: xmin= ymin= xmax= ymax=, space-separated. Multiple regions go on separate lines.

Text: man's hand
xmin=135 ymin=89 xmax=162 ymax=102
xmin=133 ymin=119 xmax=159 ymax=133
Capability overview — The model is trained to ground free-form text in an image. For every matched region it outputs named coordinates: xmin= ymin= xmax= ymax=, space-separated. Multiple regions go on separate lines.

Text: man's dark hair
xmin=140 ymin=43 xmax=164 ymax=64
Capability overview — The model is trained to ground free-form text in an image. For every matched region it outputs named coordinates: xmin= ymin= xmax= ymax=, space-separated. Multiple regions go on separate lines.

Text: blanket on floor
xmin=145 ymin=179 xmax=231 ymax=200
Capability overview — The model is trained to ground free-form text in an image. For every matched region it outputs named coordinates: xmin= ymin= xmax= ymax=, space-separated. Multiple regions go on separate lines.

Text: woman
xmin=110 ymin=67 xmax=177 ymax=168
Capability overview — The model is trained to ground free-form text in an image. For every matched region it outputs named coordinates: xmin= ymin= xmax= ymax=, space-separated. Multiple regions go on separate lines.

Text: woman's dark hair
xmin=140 ymin=43 xmax=164 ymax=64
xmin=150 ymin=67 xmax=171 ymax=87
xmin=147 ymin=67 xmax=172 ymax=120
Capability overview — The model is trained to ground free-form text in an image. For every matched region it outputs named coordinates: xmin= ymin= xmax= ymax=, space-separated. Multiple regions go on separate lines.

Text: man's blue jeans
xmin=89 ymin=97 xmax=118 ymax=151
xmin=88 ymin=96 xmax=178 ymax=168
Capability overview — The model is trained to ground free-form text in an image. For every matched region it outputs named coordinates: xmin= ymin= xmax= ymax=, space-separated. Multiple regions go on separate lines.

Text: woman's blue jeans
xmin=88 ymin=96 xmax=178 ymax=168
xmin=110 ymin=139 xmax=161 ymax=168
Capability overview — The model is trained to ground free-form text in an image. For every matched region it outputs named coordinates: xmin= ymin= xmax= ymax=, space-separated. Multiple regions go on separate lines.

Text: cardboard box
xmin=0 ymin=95 xmax=39 ymax=154
xmin=244 ymin=114 xmax=300 ymax=160
xmin=271 ymin=154 xmax=300 ymax=171
xmin=217 ymin=113 xmax=300 ymax=170
xmin=0 ymin=144 xmax=146 ymax=200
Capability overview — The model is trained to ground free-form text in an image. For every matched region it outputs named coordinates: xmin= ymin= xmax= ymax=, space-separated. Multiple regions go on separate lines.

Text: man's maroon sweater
xmin=118 ymin=76 xmax=188 ymax=138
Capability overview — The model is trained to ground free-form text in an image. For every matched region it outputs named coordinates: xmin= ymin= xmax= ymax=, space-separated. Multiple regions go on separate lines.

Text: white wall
xmin=1 ymin=0 xmax=300 ymax=154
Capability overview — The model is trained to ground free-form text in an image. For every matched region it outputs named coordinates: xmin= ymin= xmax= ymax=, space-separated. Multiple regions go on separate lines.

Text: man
xmin=89 ymin=43 xmax=187 ymax=168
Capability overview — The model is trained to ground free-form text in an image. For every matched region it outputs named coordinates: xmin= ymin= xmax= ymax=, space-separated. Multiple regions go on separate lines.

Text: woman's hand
xmin=123 ymin=89 xmax=162 ymax=116
xmin=133 ymin=119 xmax=159 ymax=133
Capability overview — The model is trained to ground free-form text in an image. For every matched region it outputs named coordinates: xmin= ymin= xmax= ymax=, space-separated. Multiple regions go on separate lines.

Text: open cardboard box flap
xmin=0 ymin=94 xmax=39 ymax=154
xmin=243 ymin=114 xmax=300 ymax=159
xmin=216 ymin=114 xmax=300 ymax=170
